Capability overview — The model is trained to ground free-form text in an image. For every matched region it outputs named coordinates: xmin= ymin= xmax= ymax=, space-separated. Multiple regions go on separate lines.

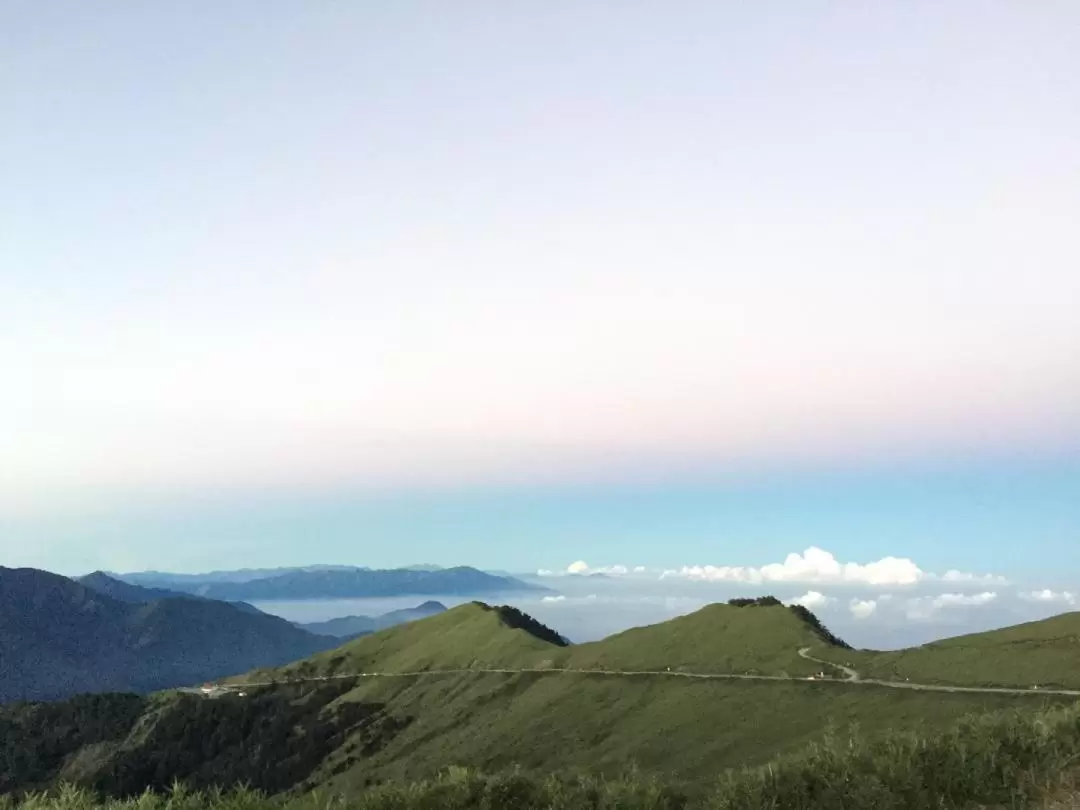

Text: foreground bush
xmin=6 ymin=701 xmax=1080 ymax=809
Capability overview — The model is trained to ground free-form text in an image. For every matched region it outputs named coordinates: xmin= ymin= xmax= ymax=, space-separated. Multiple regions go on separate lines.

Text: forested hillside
xmin=0 ymin=568 xmax=341 ymax=703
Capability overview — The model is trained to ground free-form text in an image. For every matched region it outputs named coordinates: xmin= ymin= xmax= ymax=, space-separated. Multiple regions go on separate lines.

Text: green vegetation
xmin=317 ymin=666 xmax=1066 ymax=793
xmin=725 ymin=596 xmax=849 ymax=649
xmin=259 ymin=598 xmax=849 ymax=684
xmin=246 ymin=602 xmax=563 ymax=683
xmin=815 ymin=611 xmax=1080 ymax=690
xmin=560 ymin=602 xmax=838 ymax=675
xmin=0 ymin=694 xmax=146 ymax=793
xmin=8 ymin=700 xmax=1080 ymax=808
xmin=7 ymin=599 xmax=1080 ymax=806
xmin=0 ymin=682 xmax=405 ymax=798
xmin=232 ymin=602 xmax=1074 ymax=793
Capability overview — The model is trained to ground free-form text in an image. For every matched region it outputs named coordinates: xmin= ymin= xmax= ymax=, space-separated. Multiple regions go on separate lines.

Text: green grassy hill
xmin=815 ymin=611 xmax=1080 ymax=689
xmin=252 ymin=598 xmax=847 ymax=683
xmin=560 ymin=601 xmax=834 ymax=676
xmin=241 ymin=602 xmax=566 ymax=683
xmin=7 ymin=599 xmax=1080 ymax=802
xmin=234 ymin=600 xmax=1071 ymax=794
xmin=323 ymin=664 xmax=1053 ymax=793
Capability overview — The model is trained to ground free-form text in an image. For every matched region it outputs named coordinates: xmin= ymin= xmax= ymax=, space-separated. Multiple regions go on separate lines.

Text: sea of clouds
xmin=521 ymin=546 xmax=1076 ymax=649
xmin=252 ymin=545 xmax=1075 ymax=651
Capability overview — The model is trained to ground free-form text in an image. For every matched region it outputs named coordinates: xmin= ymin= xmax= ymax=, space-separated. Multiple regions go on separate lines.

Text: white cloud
xmin=787 ymin=590 xmax=832 ymax=609
xmin=934 ymin=592 xmax=998 ymax=608
xmin=663 ymin=546 xmax=925 ymax=586
xmin=1019 ymin=589 xmax=1077 ymax=606
xmin=544 ymin=548 xmax=1007 ymax=605
xmin=553 ymin=561 xmax=632 ymax=576
xmin=541 ymin=595 xmax=566 ymax=603
xmin=905 ymin=591 xmax=999 ymax=620
xmin=849 ymin=599 xmax=878 ymax=619
xmin=939 ymin=570 xmax=1009 ymax=586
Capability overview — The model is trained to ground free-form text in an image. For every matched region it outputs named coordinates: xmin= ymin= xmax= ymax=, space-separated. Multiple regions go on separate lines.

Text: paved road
xmin=212 ymin=654 xmax=1080 ymax=699
xmin=798 ymin=647 xmax=861 ymax=681
xmin=798 ymin=647 xmax=1080 ymax=696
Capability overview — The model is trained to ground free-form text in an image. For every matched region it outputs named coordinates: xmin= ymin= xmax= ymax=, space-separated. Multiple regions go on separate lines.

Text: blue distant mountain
xmin=0 ymin=567 xmax=345 ymax=704
xmin=118 ymin=566 xmax=549 ymax=601
xmin=115 ymin=564 xmax=369 ymax=586
xmin=79 ymin=571 xmax=265 ymax=615
xmin=298 ymin=600 xmax=448 ymax=638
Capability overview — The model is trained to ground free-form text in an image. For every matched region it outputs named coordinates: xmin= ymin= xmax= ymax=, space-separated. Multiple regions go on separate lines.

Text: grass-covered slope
xmin=819 ymin=611 xmax=1080 ymax=690
xmin=15 ymin=699 xmax=1080 ymax=809
xmin=6 ymin=600 xmax=1078 ymax=800
xmin=238 ymin=601 xmax=1064 ymax=792
xmin=561 ymin=601 xmax=838 ymax=676
xmin=244 ymin=602 xmax=566 ymax=682
xmin=329 ymin=666 xmax=1053 ymax=791
xmin=266 ymin=598 xmax=847 ymax=683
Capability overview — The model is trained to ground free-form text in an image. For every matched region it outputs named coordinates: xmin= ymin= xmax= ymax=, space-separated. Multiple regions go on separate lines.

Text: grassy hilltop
xmin=560 ymin=598 xmax=843 ymax=676
xmin=257 ymin=596 xmax=839 ymax=683
xmin=813 ymin=611 xmax=1080 ymax=690
xmin=243 ymin=603 xmax=566 ymax=682
xmin=228 ymin=599 xmax=1074 ymax=794
xmin=4 ymin=598 xmax=1080 ymax=806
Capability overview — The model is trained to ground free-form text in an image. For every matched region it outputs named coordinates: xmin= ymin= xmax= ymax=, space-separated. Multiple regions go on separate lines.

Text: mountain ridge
xmin=78 ymin=571 xmax=266 ymax=616
xmin=298 ymin=601 xmax=449 ymax=637
xmin=120 ymin=566 xmax=547 ymax=601
xmin=0 ymin=567 xmax=342 ymax=703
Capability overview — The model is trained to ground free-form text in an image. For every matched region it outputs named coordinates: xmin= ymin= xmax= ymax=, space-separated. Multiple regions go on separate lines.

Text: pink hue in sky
xmin=2 ymin=2 xmax=1079 ymax=515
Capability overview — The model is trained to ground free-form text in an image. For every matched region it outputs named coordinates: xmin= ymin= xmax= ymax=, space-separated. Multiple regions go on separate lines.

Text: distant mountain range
xmin=117 ymin=566 xmax=548 ymax=601
xmin=78 ymin=571 xmax=266 ymax=615
xmin=297 ymin=601 xmax=447 ymax=637
xmin=116 ymin=565 xmax=370 ymax=586
xmin=0 ymin=568 xmax=343 ymax=704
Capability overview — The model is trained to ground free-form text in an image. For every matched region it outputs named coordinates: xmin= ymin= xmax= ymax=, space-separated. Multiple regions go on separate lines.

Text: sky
xmin=2 ymin=2 xmax=1079 ymax=634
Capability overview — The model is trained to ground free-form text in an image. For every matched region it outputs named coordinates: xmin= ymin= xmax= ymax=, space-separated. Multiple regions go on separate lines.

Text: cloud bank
xmin=663 ymin=547 xmax=924 ymax=586
xmin=1019 ymin=589 xmax=1076 ymax=606
xmin=530 ymin=547 xmax=1076 ymax=647
xmin=542 ymin=547 xmax=1010 ymax=593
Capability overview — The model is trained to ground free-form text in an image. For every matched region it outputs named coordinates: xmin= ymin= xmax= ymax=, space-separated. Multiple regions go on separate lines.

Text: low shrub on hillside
xmin=490 ymin=605 xmax=569 ymax=647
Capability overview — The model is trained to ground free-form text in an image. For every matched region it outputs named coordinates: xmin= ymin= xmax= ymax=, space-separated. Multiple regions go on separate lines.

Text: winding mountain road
xmin=798 ymin=647 xmax=861 ymax=681
xmin=214 ymin=652 xmax=1080 ymax=699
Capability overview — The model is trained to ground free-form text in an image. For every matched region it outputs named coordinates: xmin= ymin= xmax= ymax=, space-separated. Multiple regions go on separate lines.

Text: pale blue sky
xmin=2 ymin=3 xmax=1079 ymax=581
